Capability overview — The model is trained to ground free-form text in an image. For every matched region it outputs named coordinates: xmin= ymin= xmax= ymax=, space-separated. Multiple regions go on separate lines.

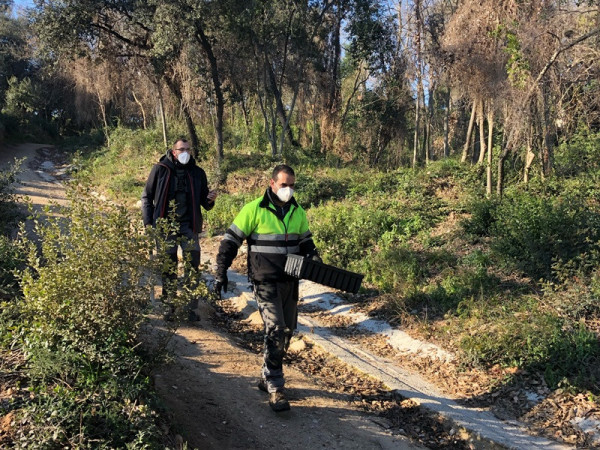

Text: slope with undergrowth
xmin=43 ymin=126 xmax=600 ymax=446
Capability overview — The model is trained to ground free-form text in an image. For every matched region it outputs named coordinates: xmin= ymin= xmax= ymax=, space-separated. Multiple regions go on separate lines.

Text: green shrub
xmin=248 ymin=118 xmax=269 ymax=154
xmin=294 ymin=173 xmax=349 ymax=207
xmin=461 ymin=197 xmax=498 ymax=236
xmin=14 ymin=188 xmax=164 ymax=447
xmin=0 ymin=234 xmax=23 ymax=300
xmin=0 ymin=158 xmax=23 ymax=235
xmin=308 ymin=200 xmax=400 ymax=268
xmin=534 ymin=246 xmax=600 ymax=326
xmin=554 ymin=127 xmax=600 ymax=177
xmin=20 ymin=191 xmax=152 ymax=378
xmin=361 ymin=243 xmax=424 ymax=293
xmin=305 ymin=167 xmax=448 ymax=293
xmin=460 ymin=312 xmax=600 ymax=390
xmin=491 ymin=191 xmax=600 ymax=280
xmin=460 ymin=312 xmax=561 ymax=368
xmin=217 ymin=149 xmax=274 ymax=176
xmin=420 ymin=256 xmax=495 ymax=311
xmin=204 ymin=192 xmax=257 ymax=236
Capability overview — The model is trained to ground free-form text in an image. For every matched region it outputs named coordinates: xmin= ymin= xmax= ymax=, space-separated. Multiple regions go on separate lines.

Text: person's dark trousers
xmin=161 ymin=221 xmax=201 ymax=313
xmin=254 ymin=279 xmax=299 ymax=393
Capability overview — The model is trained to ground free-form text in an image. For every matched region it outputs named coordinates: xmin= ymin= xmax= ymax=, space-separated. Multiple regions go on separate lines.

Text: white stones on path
xmin=201 ymin=249 xmax=571 ymax=449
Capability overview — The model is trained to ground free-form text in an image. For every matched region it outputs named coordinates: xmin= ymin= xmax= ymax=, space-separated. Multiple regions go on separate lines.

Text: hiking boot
xmin=269 ymin=391 xmax=290 ymax=412
xmin=257 ymin=378 xmax=268 ymax=393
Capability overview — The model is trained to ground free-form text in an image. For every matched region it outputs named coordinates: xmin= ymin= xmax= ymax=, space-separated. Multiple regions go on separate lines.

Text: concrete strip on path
xmin=214 ymin=265 xmax=571 ymax=450
xmin=299 ymin=281 xmax=454 ymax=362
xmin=297 ymin=315 xmax=568 ymax=450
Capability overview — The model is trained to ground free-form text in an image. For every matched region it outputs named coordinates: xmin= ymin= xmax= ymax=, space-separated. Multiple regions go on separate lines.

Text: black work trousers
xmin=253 ymin=278 xmax=299 ymax=393
xmin=161 ymin=221 xmax=200 ymax=311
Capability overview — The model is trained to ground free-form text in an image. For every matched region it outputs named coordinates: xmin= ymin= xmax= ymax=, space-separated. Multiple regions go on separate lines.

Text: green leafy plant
xmin=294 ymin=173 xmax=349 ymax=207
xmin=0 ymin=158 xmax=24 ymax=235
xmin=204 ymin=191 xmax=257 ymax=236
xmin=12 ymin=186 xmax=165 ymax=447
xmin=460 ymin=312 xmax=600 ymax=390
xmin=461 ymin=197 xmax=498 ymax=237
xmin=490 ymin=191 xmax=600 ymax=281
xmin=0 ymin=234 xmax=23 ymax=300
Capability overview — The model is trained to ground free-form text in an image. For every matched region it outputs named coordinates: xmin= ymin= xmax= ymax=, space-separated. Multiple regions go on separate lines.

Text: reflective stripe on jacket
xmin=217 ymin=189 xmax=317 ymax=282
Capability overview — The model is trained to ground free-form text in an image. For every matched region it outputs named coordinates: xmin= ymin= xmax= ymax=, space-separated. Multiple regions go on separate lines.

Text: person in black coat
xmin=142 ymin=137 xmax=218 ymax=321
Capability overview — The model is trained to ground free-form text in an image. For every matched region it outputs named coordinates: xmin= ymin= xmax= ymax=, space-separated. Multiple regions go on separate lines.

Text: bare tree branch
xmin=530 ymin=26 xmax=600 ymax=94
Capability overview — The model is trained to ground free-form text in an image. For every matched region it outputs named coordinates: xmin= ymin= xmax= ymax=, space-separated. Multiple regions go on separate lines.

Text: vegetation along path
xmin=4 ymin=1 xmax=600 ymax=448
xmin=190 ymin=238 xmax=570 ymax=450
xmin=2 ymin=143 xmax=421 ymax=449
xmin=2 ymin=142 xmax=584 ymax=449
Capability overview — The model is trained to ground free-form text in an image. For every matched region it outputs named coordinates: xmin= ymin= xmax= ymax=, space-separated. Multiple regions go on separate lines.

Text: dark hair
xmin=172 ymin=137 xmax=188 ymax=148
xmin=272 ymin=164 xmax=295 ymax=180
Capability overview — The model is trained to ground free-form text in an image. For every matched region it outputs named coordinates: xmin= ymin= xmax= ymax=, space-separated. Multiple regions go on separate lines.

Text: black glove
xmin=310 ymin=254 xmax=323 ymax=263
xmin=214 ymin=275 xmax=228 ymax=299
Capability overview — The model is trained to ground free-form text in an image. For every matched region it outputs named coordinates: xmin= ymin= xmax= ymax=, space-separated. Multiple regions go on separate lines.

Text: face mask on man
xmin=276 ymin=186 xmax=294 ymax=203
xmin=177 ymin=151 xmax=190 ymax=165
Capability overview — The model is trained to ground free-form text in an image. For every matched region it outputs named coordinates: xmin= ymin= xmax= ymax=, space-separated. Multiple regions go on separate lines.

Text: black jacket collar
xmin=159 ymin=151 xmax=197 ymax=170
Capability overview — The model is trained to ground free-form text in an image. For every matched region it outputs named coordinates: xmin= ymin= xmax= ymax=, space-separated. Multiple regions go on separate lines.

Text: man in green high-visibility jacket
xmin=214 ymin=164 xmax=321 ymax=412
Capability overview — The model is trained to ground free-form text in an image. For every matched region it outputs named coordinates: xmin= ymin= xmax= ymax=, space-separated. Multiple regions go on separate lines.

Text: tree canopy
xmin=0 ymin=0 xmax=598 ymax=189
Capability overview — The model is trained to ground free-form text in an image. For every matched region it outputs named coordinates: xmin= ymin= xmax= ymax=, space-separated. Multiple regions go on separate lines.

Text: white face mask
xmin=275 ymin=186 xmax=294 ymax=203
xmin=177 ymin=151 xmax=190 ymax=165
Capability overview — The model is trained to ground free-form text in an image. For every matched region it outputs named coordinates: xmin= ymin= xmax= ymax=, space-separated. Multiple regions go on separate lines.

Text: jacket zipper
xmin=187 ymin=171 xmax=197 ymax=232
xmin=284 ymin=206 xmax=297 ymax=250
xmin=266 ymin=202 xmax=297 ymax=252
xmin=158 ymin=163 xmax=171 ymax=218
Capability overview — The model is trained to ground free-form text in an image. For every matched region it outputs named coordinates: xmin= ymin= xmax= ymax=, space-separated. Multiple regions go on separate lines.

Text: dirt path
xmin=0 ymin=143 xmax=68 ymax=212
xmin=149 ymin=309 xmax=423 ymax=450
xmin=4 ymin=143 xmax=583 ymax=449
xmin=2 ymin=143 xmax=424 ymax=449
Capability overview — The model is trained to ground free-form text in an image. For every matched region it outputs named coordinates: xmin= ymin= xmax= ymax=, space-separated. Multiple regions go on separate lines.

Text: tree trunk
xmin=132 ymin=91 xmax=147 ymax=129
xmin=497 ymin=146 xmax=509 ymax=197
xmin=96 ymin=90 xmax=110 ymax=147
xmin=524 ymin=130 xmax=535 ymax=184
xmin=320 ymin=9 xmax=342 ymax=154
xmin=278 ymin=85 xmax=300 ymax=156
xmin=256 ymin=76 xmax=278 ymax=157
xmin=477 ymin=99 xmax=486 ymax=164
xmin=164 ymin=77 xmax=199 ymax=157
xmin=264 ymin=54 xmax=298 ymax=148
xmin=462 ymin=100 xmax=476 ymax=163
xmin=443 ymin=89 xmax=450 ymax=158
xmin=195 ymin=25 xmax=225 ymax=163
xmin=486 ymin=108 xmax=493 ymax=197
xmin=423 ymin=116 xmax=429 ymax=165
xmin=183 ymin=108 xmax=199 ymax=156
xmin=424 ymin=83 xmax=434 ymax=163
xmin=312 ymin=94 xmax=318 ymax=149
xmin=396 ymin=1 xmax=403 ymax=52
xmin=540 ymin=89 xmax=554 ymax=177
xmin=269 ymin=103 xmax=277 ymax=157
xmin=413 ymin=89 xmax=421 ymax=168
xmin=340 ymin=64 xmax=366 ymax=128
xmin=497 ymin=130 xmax=514 ymax=196
xmin=158 ymin=93 xmax=168 ymax=148
xmin=413 ymin=0 xmax=424 ymax=168
xmin=238 ymin=88 xmax=250 ymax=129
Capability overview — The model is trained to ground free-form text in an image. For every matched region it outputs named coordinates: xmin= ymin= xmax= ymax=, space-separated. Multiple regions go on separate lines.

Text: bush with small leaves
xmin=0 ymin=158 xmax=24 ymax=235
xmin=14 ymin=186 xmax=165 ymax=447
